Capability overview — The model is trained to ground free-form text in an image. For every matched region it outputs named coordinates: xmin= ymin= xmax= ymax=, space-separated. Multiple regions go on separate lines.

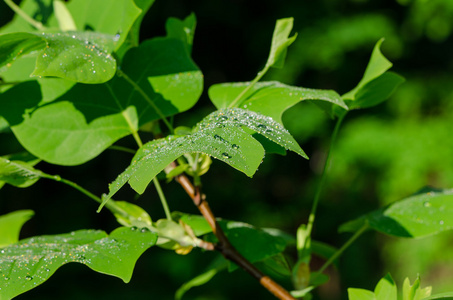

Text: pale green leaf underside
xmin=340 ymin=189 xmax=453 ymax=238
xmin=0 ymin=210 xmax=34 ymax=248
xmin=102 ymin=108 xmax=306 ymax=206
xmin=209 ymin=81 xmax=346 ymax=123
xmin=0 ymin=157 xmax=42 ymax=188
xmin=266 ymin=18 xmax=297 ymax=69
xmin=0 ymin=227 xmax=157 ymax=299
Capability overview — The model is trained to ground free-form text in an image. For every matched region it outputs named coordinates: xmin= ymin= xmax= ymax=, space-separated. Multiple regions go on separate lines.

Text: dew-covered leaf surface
xmin=31 ymin=32 xmax=117 ymax=83
xmin=340 ymin=189 xmax=453 ymax=238
xmin=101 ymin=108 xmax=306 ymax=206
xmin=0 ymin=210 xmax=34 ymax=248
xmin=209 ymin=81 xmax=346 ymax=123
xmin=0 ymin=227 xmax=157 ymax=299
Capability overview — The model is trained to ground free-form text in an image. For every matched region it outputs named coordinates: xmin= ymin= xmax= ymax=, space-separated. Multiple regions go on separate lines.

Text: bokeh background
xmin=1 ymin=0 xmax=453 ymax=299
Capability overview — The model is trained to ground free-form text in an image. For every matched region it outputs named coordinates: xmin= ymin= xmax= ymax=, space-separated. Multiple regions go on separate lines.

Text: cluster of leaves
xmin=1 ymin=0 xmax=453 ymax=299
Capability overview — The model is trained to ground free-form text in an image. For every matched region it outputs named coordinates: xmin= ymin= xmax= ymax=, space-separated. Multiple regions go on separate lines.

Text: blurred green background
xmin=1 ymin=0 xmax=453 ymax=299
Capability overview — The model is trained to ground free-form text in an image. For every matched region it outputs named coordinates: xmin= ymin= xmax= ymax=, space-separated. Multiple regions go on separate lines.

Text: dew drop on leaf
xmin=232 ymin=144 xmax=239 ymax=150
xmin=25 ymin=276 xmax=33 ymax=281
xmin=222 ymin=153 xmax=232 ymax=159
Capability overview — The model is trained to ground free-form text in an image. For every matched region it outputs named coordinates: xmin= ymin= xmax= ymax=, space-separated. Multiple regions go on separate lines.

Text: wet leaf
xmin=0 ymin=210 xmax=34 ymax=248
xmin=209 ymin=81 xmax=346 ymax=123
xmin=0 ymin=227 xmax=157 ymax=299
xmin=100 ymin=108 xmax=306 ymax=206
xmin=339 ymin=189 xmax=453 ymax=238
xmin=0 ymin=33 xmax=45 ymax=68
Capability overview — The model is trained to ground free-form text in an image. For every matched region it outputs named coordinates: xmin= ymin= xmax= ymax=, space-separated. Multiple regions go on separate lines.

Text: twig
xmin=172 ymin=163 xmax=295 ymax=300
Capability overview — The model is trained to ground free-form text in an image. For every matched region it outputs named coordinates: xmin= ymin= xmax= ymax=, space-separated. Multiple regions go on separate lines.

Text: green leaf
xmin=403 ymin=276 xmax=432 ymax=300
xmin=0 ymin=0 xmax=53 ymax=34
xmin=31 ymin=31 xmax=117 ymax=84
xmin=218 ymin=221 xmax=287 ymax=272
xmin=424 ymin=292 xmax=453 ymax=299
xmin=175 ymin=267 xmax=224 ymax=300
xmin=0 ymin=210 xmax=34 ymax=248
xmin=348 ymin=288 xmax=376 ymax=300
xmin=375 ymin=274 xmax=397 ymax=300
xmin=339 ymin=189 xmax=453 ymax=238
xmin=1 ymin=36 xmax=202 ymax=165
xmin=342 ymin=38 xmax=393 ymax=101
xmin=0 ymin=156 xmax=42 ymax=188
xmin=63 ymin=0 xmax=142 ymax=50
xmin=266 ymin=18 xmax=297 ymax=69
xmin=0 ymin=227 xmax=157 ymax=299
xmin=345 ymin=72 xmax=405 ymax=110
xmin=209 ymin=81 xmax=346 ymax=123
xmin=165 ymin=13 xmax=196 ymax=54
xmin=53 ymin=0 xmax=77 ymax=31
xmin=0 ymin=33 xmax=45 ymax=68
xmin=113 ymin=201 xmax=152 ymax=228
xmin=100 ymin=108 xmax=306 ymax=206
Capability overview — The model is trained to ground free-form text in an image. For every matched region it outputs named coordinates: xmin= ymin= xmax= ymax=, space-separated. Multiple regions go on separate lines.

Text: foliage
xmin=0 ymin=0 xmax=452 ymax=299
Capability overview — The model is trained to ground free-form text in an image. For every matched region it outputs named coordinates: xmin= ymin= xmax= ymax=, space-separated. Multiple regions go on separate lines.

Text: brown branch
xmin=173 ymin=164 xmax=295 ymax=300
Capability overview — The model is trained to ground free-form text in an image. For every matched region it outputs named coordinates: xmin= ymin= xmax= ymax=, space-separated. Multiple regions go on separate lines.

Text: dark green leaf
xmin=209 ymin=81 xmax=346 ymax=123
xmin=340 ymin=189 xmax=453 ymax=238
xmin=0 ymin=210 xmax=34 ymax=248
xmin=100 ymin=108 xmax=305 ymax=206
xmin=165 ymin=13 xmax=196 ymax=54
xmin=345 ymin=72 xmax=405 ymax=110
xmin=0 ymin=227 xmax=157 ymax=299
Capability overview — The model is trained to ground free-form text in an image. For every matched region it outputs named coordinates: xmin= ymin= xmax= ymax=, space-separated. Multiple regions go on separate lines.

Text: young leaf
xmin=166 ymin=13 xmax=196 ymax=54
xmin=375 ymin=273 xmax=397 ymax=300
xmin=209 ymin=81 xmax=346 ymax=123
xmin=342 ymin=38 xmax=393 ymax=101
xmin=0 ymin=210 xmax=34 ymax=248
xmin=175 ymin=266 xmax=226 ymax=300
xmin=0 ymin=227 xmax=157 ymax=299
xmin=266 ymin=18 xmax=297 ymax=69
xmin=113 ymin=201 xmax=153 ymax=228
xmin=348 ymin=288 xmax=376 ymax=300
xmin=100 ymin=108 xmax=306 ymax=206
xmin=339 ymin=189 xmax=453 ymax=238
xmin=403 ymin=276 xmax=432 ymax=300
xmin=0 ymin=156 xmax=42 ymax=188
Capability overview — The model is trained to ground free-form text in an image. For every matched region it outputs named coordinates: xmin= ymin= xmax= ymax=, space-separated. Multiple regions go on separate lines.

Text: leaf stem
xmin=108 ymin=145 xmax=137 ymax=154
xmin=117 ymin=68 xmax=174 ymax=133
xmin=304 ymin=113 xmax=346 ymax=245
xmin=315 ymin=222 xmax=368 ymax=276
xmin=40 ymin=173 xmax=130 ymax=220
xmin=153 ymin=178 xmax=172 ymax=221
xmin=227 ymin=66 xmax=269 ymax=108
xmin=4 ymin=0 xmax=45 ymax=31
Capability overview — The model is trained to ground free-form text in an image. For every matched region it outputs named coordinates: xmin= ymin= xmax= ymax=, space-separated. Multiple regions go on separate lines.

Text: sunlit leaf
xmin=0 ymin=227 xmax=157 ymax=299
xmin=209 ymin=81 xmax=346 ymax=123
xmin=266 ymin=18 xmax=297 ymax=69
xmin=53 ymin=0 xmax=77 ymax=31
xmin=100 ymin=108 xmax=306 ymax=207
xmin=402 ymin=276 xmax=432 ymax=300
xmin=375 ymin=274 xmax=397 ymax=300
xmin=0 ymin=156 xmax=42 ymax=188
xmin=348 ymin=288 xmax=376 ymax=300
xmin=0 ymin=210 xmax=34 ymax=248
xmin=342 ymin=38 xmax=392 ymax=101
xmin=339 ymin=189 xmax=453 ymax=238
xmin=0 ymin=33 xmax=45 ymax=68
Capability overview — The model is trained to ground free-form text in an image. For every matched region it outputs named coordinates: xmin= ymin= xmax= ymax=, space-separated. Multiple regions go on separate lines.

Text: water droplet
xmin=25 ymin=276 xmax=33 ymax=281
xmin=257 ymin=124 xmax=267 ymax=130
xmin=45 ymin=268 xmax=50 ymax=272
xmin=440 ymin=220 xmax=444 ymax=225
xmin=424 ymin=201 xmax=431 ymax=207
xmin=4 ymin=277 xmax=10 ymax=281
xmin=130 ymin=226 xmax=138 ymax=231
xmin=140 ymin=228 xmax=149 ymax=233
xmin=232 ymin=144 xmax=239 ymax=150
xmin=222 ymin=153 xmax=231 ymax=159
xmin=0 ymin=249 xmax=5 ymax=254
